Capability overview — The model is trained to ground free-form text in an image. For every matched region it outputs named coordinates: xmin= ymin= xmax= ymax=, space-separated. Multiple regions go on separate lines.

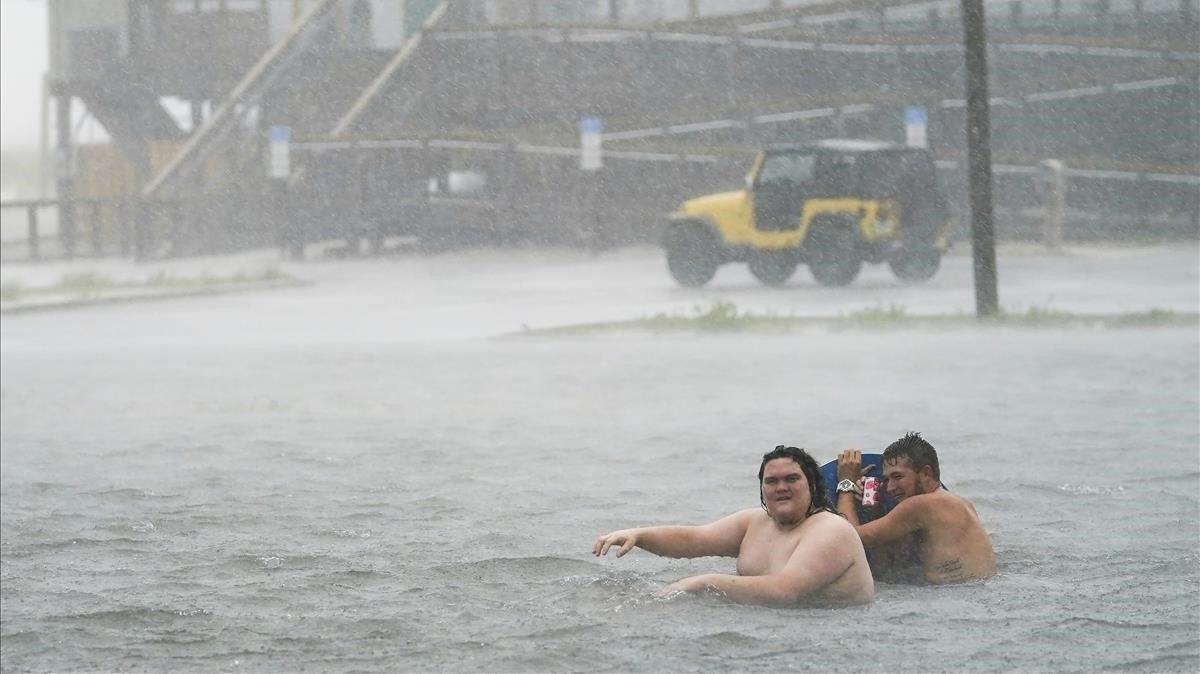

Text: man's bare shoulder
xmin=743 ymin=509 xmax=850 ymax=538
xmin=731 ymin=507 xmax=770 ymax=528
xmin=876 ymin=492 xmax=942 ymax=529
xmin=897 ymin=489 xmax=983 ymax=528
xmin=898 ymin=488 xmax=968 ymax=510
xmin=807 ymin=510 xmax=859 ymax=537
xmin=924 ymin=488 xmax=980 ymax=511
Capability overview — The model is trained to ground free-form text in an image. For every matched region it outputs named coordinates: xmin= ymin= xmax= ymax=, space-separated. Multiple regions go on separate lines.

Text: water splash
xmin=1059 ymin=483 xmax=1126 ymax=495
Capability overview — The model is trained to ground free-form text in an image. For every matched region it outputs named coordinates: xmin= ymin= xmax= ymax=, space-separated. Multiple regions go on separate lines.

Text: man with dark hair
xmin=592 ymin=446 xmax=874 ymax=607
xmin=836 ymin=433 xmax=995 ymax=584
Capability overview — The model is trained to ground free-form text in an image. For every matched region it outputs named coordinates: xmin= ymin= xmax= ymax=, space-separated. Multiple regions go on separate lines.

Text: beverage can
xmin=861 ymin=476 xmax=879 ymax=507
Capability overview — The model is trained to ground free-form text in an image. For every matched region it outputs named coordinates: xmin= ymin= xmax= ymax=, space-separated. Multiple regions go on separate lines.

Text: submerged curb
xmin=508 ymin=310 xmax=1200 ymax=337
xmin=0 ymin=278 xmax=313 ymax=315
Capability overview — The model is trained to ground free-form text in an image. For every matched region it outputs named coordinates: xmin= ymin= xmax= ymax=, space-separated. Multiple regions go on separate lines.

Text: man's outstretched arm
xmin=593 ymin=509 xmax=753 ymax=559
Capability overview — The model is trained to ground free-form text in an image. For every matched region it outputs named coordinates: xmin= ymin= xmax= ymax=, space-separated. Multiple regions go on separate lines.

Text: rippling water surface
xmin=3 ymin=328 xmax=1198 ymax=672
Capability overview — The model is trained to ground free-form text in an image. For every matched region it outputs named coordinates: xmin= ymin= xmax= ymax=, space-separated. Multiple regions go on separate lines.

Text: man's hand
xmin=593 ymin=529 xmax=641 ymax=557
xmin=837 ymin=448 xmax=877 ymax=482
xmin=837 ymin=448 xmax=862 ymax=481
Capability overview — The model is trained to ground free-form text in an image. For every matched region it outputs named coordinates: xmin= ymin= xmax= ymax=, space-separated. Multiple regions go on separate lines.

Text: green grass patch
xmin=515 ymin=301 xmax=1197 ymax=337
xmin=142 ymin=267 xmax=289 ymax=288
xmin=0 ymin=268 xmax=292 ymax=304
xmin=0 ymin=281 xmax=24 ymax=302
xmin=842 ymin=304 xmax=910 ymax=325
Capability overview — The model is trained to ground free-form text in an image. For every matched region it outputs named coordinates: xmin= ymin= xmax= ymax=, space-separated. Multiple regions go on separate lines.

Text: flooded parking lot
xmin=2 ymin=244 xmax=1198 ymax=671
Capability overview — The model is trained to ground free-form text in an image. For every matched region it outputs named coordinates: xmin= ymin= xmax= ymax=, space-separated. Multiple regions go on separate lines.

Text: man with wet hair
xmin=836 ymin=432 xmax=995 ymax=584
xmin=592 ymin=445 xmax=874 ymax=607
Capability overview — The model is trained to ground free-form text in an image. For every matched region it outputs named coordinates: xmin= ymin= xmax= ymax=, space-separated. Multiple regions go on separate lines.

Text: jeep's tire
xmin=748 ymin=251 xmax=798 ymax=286
xmin=806 ymin=217 xmax=862 ymax=287
xmin=889 ymin=245 xmax=941 ymax=283
xmin=665 ymin=225 xmax=720 ymax=287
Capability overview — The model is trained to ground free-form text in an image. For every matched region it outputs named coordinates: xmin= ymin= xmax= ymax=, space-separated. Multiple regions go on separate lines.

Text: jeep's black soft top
xmin=757 ymin=139 xmax=945 ymax=208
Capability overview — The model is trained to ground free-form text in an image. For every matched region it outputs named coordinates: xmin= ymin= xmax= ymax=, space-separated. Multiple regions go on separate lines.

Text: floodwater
xmin=2 ymin=246 xmax=1198 ymax=672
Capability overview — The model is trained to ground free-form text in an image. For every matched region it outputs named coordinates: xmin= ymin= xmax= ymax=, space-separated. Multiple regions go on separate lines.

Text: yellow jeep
xmin=664 ymin=140 xmax=953 ymax=287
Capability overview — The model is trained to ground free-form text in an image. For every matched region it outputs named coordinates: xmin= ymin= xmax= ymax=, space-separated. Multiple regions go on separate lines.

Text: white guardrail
xmin=292 ymin=72 xmax=1198 ymax=187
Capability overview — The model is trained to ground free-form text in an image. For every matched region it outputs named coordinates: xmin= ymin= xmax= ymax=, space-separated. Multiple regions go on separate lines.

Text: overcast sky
xmin=1 ymin=0 xmax=48 ymax=150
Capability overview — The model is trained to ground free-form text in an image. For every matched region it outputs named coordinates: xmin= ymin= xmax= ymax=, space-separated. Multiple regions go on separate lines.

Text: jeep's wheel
xmin=806 ymin=219 xmax=862 ymax=287
xmin=748 ymin=252 xmax=798 ymax=286
xmin=665 ymin=226 xmax=720 ymax=287
xmin=889 ymin=245 xmax=941 ymax=283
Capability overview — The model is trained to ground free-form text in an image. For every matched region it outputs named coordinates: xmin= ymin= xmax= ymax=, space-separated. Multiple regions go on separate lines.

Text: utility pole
xmin=961 ymin=0 xmax=999 ymax=317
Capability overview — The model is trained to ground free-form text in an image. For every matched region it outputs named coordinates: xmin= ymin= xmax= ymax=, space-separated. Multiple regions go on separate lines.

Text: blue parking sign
xmin=905 ymin=106 xmax=927 ymax=126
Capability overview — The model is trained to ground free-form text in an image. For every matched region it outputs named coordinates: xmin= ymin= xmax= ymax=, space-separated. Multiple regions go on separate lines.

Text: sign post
xmin=578 ymin=116 xmax=604 ymax=245
xmin=905 ymin=105 xmax=927 ymax=148
xmin=268 ymin=126 xmax=301 ymax=257
xmin=579 ymin=116 xmax=602 ymax=172
xmin=268 ymin=125 xmax=291 ymax=179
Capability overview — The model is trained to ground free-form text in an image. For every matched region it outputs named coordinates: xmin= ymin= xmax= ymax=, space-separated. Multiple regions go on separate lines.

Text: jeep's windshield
xmin=757 ymin=152 xmax=817 ymax=187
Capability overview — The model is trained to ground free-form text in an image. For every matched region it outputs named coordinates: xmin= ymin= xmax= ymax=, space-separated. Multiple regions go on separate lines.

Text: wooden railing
xmin=0 ymin=192 xmax=280 ymax=262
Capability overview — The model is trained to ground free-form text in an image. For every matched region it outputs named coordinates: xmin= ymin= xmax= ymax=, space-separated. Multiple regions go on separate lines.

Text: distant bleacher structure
xmin=24 ymin=0 xmax=1200 ymax=258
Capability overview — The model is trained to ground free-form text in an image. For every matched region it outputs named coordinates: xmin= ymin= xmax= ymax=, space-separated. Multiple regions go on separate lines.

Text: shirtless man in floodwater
xmin=837 ymin=433 xmax=996 ymax=584
xmin=592 ymin=445 xmax=873 ymax=607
